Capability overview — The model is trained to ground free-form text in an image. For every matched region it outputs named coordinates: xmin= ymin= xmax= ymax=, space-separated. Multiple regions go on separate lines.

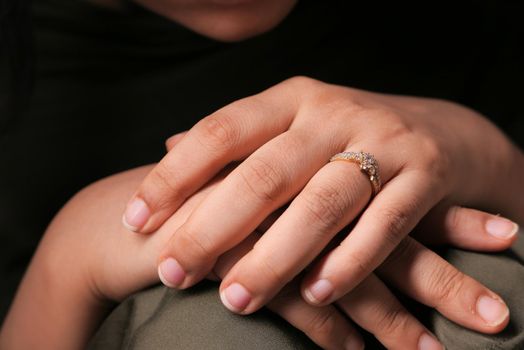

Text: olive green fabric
xmin=89 ymin=232 xmax=524 ymax=350
xmin=88 ymin=283 xmax=318 ymax=350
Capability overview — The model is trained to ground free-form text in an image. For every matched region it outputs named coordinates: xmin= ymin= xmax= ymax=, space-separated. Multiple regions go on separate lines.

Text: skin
xmin=125 ymin=78 xmax=523 ymax=318
xmin=0 ymin=164 xmax=515 ymax=350
xmin=94 ymin=0 xmax=298 ymax=42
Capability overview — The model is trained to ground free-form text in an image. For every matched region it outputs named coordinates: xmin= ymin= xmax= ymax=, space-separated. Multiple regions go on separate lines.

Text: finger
xmin=267 ymin=282 xmax=364 ymax=350
xmin=212 ymin=234 xmax=363 ymax=350
xmin=377 ymin=237 xmax=510 ymax=333
xmin=337 ymin=274 xmax=443 ymax=350
xmin=165 ymin=131 xmax=188 ymax=151
xmin=123 ymin=79 xmax=302 ymax=233
xmin=157 ymin=130 xmax=339 ymax=290
xmin=217 ymin=146 xmax=401 ymax=314
xmin=301 ymin=170 xmax=441 ymax=306
xmin=413 ymin=204 xmax=518 ymax=251
xmin=217 ymin=155 xmax=379 ymax=314
xmin=211 ymin=210 xmax=288 ymax=277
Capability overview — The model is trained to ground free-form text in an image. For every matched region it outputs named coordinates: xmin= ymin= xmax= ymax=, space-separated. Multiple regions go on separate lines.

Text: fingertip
xmin=485 ymin=218 xmax=519 ymax=240
xmin=438 ymin=206 xmax=519 ymax=252
xmin=418 ymin=333 xmax=443 ymax=350
xmin=476 ymin=294 xmax=510 ymax=333
xmin=122 ymin=197 xmax=151 ymax=233
xmin=220 ymin=283 xmax=253 ymax=314
xmin=122 ymin=213 xmax=139 ymax=232
xmin=302 ymin=279 xmax=334 ymax=306
xmin=158 ymin=257 xmax=186 ymax=288
xmin=477 ymin=216 xmax=518 ymax=252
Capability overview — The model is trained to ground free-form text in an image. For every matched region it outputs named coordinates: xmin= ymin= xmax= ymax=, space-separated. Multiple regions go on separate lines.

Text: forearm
xmin=0 ymin=236 xmax=110 ymax=349
xmin=0 ymin=168 xmax=154 ymax=349
xmin=0 ymin=164 xmax=204 ymax=349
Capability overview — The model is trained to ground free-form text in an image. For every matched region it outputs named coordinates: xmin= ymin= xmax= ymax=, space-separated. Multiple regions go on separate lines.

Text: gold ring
xmin=329 ymin=151 xmax=382 ymax=196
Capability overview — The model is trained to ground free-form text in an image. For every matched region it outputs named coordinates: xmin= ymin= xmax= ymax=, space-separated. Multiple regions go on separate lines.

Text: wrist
xmin=1 ymin=232 xmax=109 ymax=349
xmin=467 ymin=113 xmax=524 ymax=223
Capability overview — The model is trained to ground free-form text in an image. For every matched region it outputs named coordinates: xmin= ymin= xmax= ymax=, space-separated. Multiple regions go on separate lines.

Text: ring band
xmin=329 ymin=151 xmax=382 ymax=196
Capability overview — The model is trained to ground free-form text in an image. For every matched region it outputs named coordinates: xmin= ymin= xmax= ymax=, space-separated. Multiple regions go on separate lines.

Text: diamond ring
xmin=329 ymin=151 xmax=382 ymax=196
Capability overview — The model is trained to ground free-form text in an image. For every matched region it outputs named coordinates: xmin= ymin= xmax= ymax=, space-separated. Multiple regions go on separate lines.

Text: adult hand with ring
xmin=212 ymin=205 xmax=517 ymax=350
xmin=122 ymin=76 xmax=522 ymax=317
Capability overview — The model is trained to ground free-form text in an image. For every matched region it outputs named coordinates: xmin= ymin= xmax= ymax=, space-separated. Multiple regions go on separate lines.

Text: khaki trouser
xmin=90 ymin=234 xmax=524 ymax=350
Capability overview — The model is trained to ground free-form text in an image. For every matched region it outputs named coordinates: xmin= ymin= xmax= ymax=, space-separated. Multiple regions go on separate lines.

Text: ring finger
xmin=218 ymin=148 xmax=397 ymax=314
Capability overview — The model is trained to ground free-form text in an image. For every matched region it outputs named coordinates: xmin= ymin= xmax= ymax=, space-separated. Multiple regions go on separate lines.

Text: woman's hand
xmin=123 ymin=77 xmax=522 ymax=314
xmin=220 ymin=233 xmax=511 ymax=350
xmin=2 ymin=164 xmax=514 ymax=349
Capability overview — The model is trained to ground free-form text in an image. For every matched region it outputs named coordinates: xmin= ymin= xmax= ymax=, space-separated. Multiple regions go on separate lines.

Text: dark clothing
xmin=0 ymin=0 xmax=523 ymax=347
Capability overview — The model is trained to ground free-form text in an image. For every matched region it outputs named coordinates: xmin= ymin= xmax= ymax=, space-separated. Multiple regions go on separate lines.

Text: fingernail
xmin=344 ymin=335 xmax=364 ymax=350
xmin=220 ymin=283 xmax=251 ymax=313
xmin=476 ymin=295 xmax=509 ymax=326
xmin=486 ymin=217 xmax=518 ymax=239
xmin=158 ymin=258 xmax=186 ymax=288
xmin=123 ymin=198 xmax=150 ymax=232
xmin=418 ymin=333 xmax=443 ymax=350
xmin=304 ymin=279 xmax=334 ymax=304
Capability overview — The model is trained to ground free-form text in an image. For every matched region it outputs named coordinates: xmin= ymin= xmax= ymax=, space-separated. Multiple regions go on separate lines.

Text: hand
xmin=69 ymin=164 xmax=515 ymax=350
xmin=123 ymin=77 xmax=520 ymax=315
xmin=2 ymin=164 xmax=514 ymax=349
xmin=211 ymin=212 xmax=513 ymax=350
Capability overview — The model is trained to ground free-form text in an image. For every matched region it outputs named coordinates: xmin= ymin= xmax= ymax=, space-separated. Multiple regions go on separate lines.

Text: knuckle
xmin=383 ymin=119 xmax=414 ymax=142
xmin=238 ymin=158 xmax=288 ymax=203
xmin=148 ymin=163 xmax=185 ymax=208
xmin=374 ymin=306 xmax=411 ymax=337
xmin=373 ymin=107 xmax=406 ymax=127
xmin=418 ymin=136 xmax=451 ymax=181
xmin=302 ymin=182 xmax=348 ymax=233
xmin=341 ymin=250 xmax=370 ymax=280
xmin=282 ymin=76 xmax=325 ymax=103
xmin=285 ymin=75 xmax=317 ymax=89
xmin=195 ymin=113 xmax=240 ymax=152
xmin=420 ymin=136 xmax=442 ymax=163
xmin=428 ymin=264 xmax=466 ymax=305
xmin=304 ymin=308 xmax=339 ymax=340
xmin=380 ymin=206 xmax=412 ymax=247
xmin=253 ymin=254 xmax=288 ymax=287
xmin=173 ymin=225 xmax=216 ymax=265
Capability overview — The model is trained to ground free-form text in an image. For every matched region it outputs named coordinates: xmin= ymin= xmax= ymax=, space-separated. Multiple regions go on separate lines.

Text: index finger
xmin=122 ymin=79 xmax=301 ymax=233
